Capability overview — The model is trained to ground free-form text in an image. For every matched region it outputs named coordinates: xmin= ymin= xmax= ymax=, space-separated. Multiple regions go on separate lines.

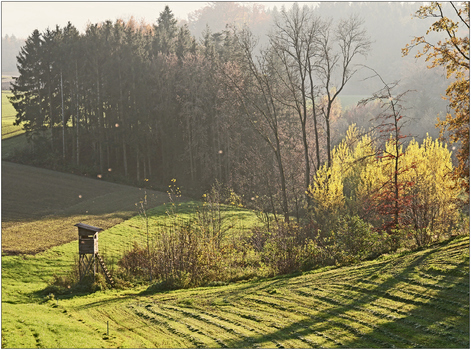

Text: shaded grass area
xmin=1 ymin=133 xmax=28 ymax=160
xmin=2 ymin=221 xmax=469 ymax=348
xmin=1 ymin=161 xmax=170 ymax=255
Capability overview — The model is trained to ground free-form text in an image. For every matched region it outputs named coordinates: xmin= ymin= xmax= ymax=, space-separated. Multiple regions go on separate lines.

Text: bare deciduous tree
xmin=317 ymin=14 xmax=371 ymax=168
xmin=270 ymin=3 xmax=324 ymax=203
xmin=222 ymin=28 xmax=291 ymax=222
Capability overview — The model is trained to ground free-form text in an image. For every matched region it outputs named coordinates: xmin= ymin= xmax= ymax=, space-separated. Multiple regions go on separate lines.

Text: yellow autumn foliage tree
xmin=310 ymin=125 xmax=462 ymax=246
xmin=308 ymin=125 xmax=375 ymax=230
xmin=403 ymin=2 xmax=469 ymax=192
xmin=402 ymin=135 xmax=461 ymax=245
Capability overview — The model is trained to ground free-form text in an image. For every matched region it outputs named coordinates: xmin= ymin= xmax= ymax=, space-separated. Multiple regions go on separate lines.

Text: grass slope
xmin=2 ymin=228 xmax=469 ymax=348
xmin=76 ymin=236 xmax=470 ymax=348
xmin=2 ymin=90 xmax=23 ymax=139
xmin=2 ymin=187 xmax=469 ymax=349
xmin=1 ymin=161 xmax=170 ymax=255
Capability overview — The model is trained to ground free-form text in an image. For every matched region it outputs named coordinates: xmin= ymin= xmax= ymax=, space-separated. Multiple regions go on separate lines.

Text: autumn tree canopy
xmin=403 ymin=1 xmax=470 ymax=192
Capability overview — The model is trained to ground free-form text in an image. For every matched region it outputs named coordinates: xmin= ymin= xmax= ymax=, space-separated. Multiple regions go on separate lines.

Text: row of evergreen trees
xmin=10 ymin=7 xmax=244 ymax=190
xmin=12 ymin=4 xmax=337 ymax=218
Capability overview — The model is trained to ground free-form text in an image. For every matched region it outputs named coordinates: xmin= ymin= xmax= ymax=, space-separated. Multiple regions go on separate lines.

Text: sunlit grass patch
xmin=2 ymin=231 xmax=469 ymax=348
xmin=1 ymin=302 xmax=110 ymax=348
xmin=1 ymin=90 xmax=23 ymax=139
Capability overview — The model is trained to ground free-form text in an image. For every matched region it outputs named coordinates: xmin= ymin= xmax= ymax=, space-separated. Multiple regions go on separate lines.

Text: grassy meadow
xmin=2 ymin=90 xmax=23 ymax=139
xmin=1 ymin=161 xmax=171 ymax=255
xmin=2 ymin=88 xmax=29 ymax=160
xmin=2 ymin=222 xmax=469 ymax=348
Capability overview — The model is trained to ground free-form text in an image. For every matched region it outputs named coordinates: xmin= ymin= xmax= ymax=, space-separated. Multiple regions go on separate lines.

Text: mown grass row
xmin=47 ymin=235 xmax=468 ymax=349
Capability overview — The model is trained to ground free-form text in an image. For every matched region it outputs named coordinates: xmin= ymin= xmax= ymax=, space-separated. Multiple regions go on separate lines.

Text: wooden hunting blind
xmin=75 ymin=223 xmax=114 ymax=287
xmin=76 ymin=222 xmax=102 ymax=254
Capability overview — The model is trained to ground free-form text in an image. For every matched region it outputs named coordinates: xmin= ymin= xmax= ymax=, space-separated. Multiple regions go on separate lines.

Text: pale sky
xmin=1 ymin=1 xmax=303 ymax=39
xmin=1 ymin=1 xmax=209 ymax=38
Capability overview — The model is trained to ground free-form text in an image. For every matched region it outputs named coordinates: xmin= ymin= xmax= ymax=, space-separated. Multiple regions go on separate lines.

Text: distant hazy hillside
xmin=2 ymin=34 xmax=24 ymax=76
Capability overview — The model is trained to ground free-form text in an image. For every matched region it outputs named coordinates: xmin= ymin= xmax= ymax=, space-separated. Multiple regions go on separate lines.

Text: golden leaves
xmin=403 ymin=2 xmax=469 ymax=191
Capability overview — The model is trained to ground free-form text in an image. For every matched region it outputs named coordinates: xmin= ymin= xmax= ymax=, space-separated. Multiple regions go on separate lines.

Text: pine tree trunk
xmin=143 ymin=155 xmax=147 ymax=180
xmin=136 ymin=145 xmax=140 ymax=182
xmin=97 ymin=75 xmax=103 ymax=174
xmin=123 ymin=139 xmax=128 ymax=178
xmin=107 ymin=143 xmax=110 ymax=170
xmin=48 ymin=84 xmax=54 ymax=151
xmin=147 ymin=145 xmax=152 ymax=178
xmin=61 ymin=71 xmax=66 ymax=160
xmin=188 ymin=117 xmax=194 ymax=185
xmin=76 ymin=62 xmax=80 ymax=166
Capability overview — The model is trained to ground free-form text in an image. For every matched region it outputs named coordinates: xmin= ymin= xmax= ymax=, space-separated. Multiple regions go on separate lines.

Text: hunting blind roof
xmin=75 ymin=223 xmax=103 ymax=233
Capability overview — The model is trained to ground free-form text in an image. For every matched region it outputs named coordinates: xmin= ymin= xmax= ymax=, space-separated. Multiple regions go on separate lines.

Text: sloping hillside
xmin=1 ymin=90 xmax=23 ymax=139
xmin=2 ymin=231 xmax=468 ymax=348
xmin=1 ymin=162 xmax=469 ymax=348
xmin=71 ymin=236 xmax=470 ymax=348
xmin=1 ymin=161 xmax=169 ymax=254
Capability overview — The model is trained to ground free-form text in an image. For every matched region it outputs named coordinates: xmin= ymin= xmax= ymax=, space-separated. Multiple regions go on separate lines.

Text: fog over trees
xmin=2 ymin=34 xmax=25 ymax=74
xmin=5 ymin=2 xmax=466 ymax=228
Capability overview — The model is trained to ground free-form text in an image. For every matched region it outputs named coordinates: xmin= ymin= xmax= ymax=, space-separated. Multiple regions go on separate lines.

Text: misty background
xmin=2 ymin=2 xmax=450 ymax=140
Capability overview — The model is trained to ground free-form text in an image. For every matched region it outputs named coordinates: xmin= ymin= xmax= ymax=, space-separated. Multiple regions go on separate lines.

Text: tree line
xmin=9 ymin=3 xmax=468 ymax=248
xmin=10 ymin=5 xmax=368 ymax=212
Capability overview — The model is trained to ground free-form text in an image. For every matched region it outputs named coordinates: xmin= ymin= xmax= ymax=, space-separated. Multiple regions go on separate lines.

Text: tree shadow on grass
xmin=224 ymin=241 xmax=469 ymax=348
xmin=341 ymin=260 xmax=469 ymax=348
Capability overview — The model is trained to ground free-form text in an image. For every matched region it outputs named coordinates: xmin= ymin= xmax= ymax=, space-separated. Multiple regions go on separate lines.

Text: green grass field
xmin=2 ymin=227 xmax=469 ymax=348
xmin=1 ymin=161 xmax=172 ymax=255
xmin=2 ymin=89 xmax=29 ymax=159
xmin=2 ymin=90 xmax=23 ymax=139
